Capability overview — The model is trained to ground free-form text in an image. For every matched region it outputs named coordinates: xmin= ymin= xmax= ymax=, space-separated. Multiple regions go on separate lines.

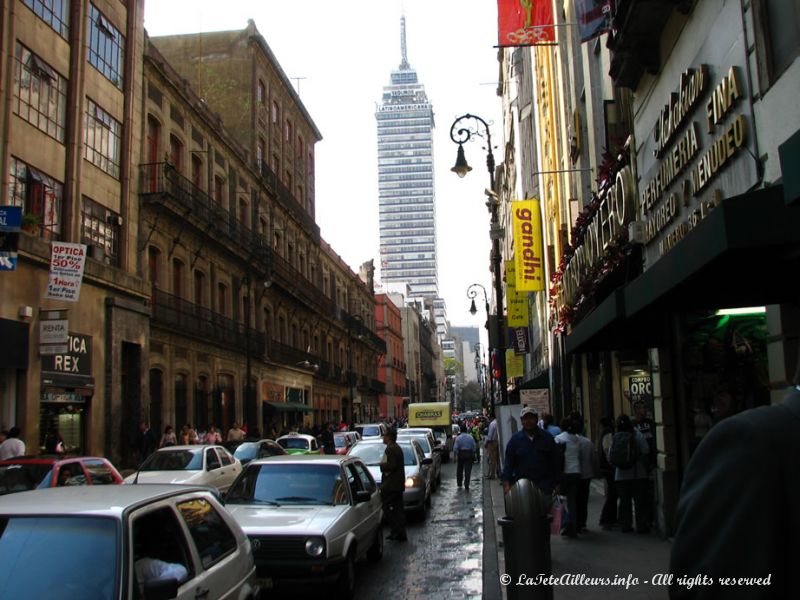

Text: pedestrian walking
xmin=453 ymin=425 xmax=477 ymax=490
xmin=470 ymin=421 xmax=481 ymax=463
xmin=555 ymin=419 xmax=582 ymax=538
xmin=610 ymin=414 xmax=650 ymax=533
xmin=484 ymin=413 xmax=501 ymax=479
xmin=227 ymin=422 xmax=245 ymax=442
xmin=321 ymin=422 xmax=336 ymax=455
xmin=380 ymin=428 xmax=407 ymax=542
xmin=632 ymin=400 xmax=656 ymax=529
xmin=160 ymin=425 xmax=177 ymax=448
xmin=576 ymin=427 xmax=596 ymax=533
xmin=204 ymin=425 xmax=222 ymax=444
xmin=597 ymin=416 xmax=619 ymax=529
xmin=501 ymin=407 xmax=560 ymax=498
xmin=135 ymin=422 xmax=158 ymax=463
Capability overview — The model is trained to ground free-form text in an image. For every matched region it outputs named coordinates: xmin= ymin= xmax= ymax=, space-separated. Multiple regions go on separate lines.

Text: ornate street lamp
xmin=467 ymin=283 xmax=495 ymax=414
xmin=452 ymin=114 xmax=508 ymax=410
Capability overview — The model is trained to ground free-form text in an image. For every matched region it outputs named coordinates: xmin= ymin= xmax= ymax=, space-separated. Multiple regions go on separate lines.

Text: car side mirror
xmin=143 ymin=577 xmax=179 ymax=600
xmin=355 ymin=490 xmax=371 ymax=503
xmin=421 ymin=457 xmax=433 ymax=465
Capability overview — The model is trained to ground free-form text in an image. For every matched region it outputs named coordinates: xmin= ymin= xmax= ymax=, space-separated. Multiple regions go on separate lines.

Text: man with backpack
xmin=608 ymin=414 xmax=650 ymax=533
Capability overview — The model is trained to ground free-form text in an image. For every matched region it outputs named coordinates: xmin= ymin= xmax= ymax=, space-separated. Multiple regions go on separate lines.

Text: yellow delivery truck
xmin=407 ymin=402 xmax=453 ymax=462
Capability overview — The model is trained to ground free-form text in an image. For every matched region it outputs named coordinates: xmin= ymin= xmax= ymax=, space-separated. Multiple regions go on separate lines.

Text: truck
xmin=407 ymin=402 xmax=454 ymax=462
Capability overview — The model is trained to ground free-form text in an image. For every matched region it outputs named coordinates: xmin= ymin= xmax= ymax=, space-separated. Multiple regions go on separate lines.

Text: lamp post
xmin=452 ymin=113 xmax=507 ymax=410
xmin=467 ymin=283 xmax=496 ymax=414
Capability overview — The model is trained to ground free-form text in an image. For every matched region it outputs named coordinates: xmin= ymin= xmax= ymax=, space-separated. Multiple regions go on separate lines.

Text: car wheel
xmin=336 ymin=550 xmax=356 ymax=599
xmin=367 ymin=526 xmax=383 ymax=562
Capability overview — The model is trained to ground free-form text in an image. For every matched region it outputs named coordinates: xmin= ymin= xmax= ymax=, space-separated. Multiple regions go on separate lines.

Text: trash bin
xmin=496 ymin=479 xmax=553 ymax=600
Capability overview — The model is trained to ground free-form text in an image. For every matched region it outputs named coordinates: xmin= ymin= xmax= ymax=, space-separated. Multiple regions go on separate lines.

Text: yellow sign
xmin=512 ymin=199 xmax=546 ymax=291
xmin=506 ymin=261 xmax=529 ymax=327
xmin=407 ymin=402 xmax=451 ymax=427
xmin=506 ymin=350 xmax=524 ymax=378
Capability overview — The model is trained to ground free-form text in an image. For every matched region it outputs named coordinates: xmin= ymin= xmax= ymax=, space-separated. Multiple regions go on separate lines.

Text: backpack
xmin=608 ymin=431 xmax=639 ymax=469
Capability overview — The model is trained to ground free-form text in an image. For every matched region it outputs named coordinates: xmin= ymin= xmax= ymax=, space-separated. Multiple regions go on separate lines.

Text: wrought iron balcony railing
xmin=151 ymin=288 xmax=265 ymax=358
xmin=140 ymin=163 xmax=272 ymax=277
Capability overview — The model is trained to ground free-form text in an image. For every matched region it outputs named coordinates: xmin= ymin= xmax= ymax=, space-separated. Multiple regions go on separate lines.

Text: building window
xmin=194 ymin=270 xmax=205 ymax=307
xmin=169 ymin=134 xmax=183 ymax=172
xmin=84 ymin=98 xmax=121 ymax=178
xmin=296 ymin=135 xmax=303 ymax=158
xmin=271 ymin=153 xmax=280 ymax=176
xmin=754 ymin=0 xmax=800 ymax=88
xmin=147 ymin=246 xmax=161 ymax=288
xmin=257 ymin=138 xmax=265 ymax=171
xmin=214 ymin=176 xmax=225 ymax=204
xmin=191 ymin=154 xmax=203 ymax=189
xmin=13 ymin=43 xmax=67 ymax=142
xmin=217 ymin=283 xmax=228 ymax=317
xmin=8 ymin=157 xmax=62 ymax=240
xmin=87 ymin=3 xmax=125 ymax=89
xmin=257 ymin=80 xmax=266 ymax=105
xmin=284 ymin=120 xmax=292 ymax=142
xmin=23 ymin=0 xmax=69 ymax=39
xmin=81 ymin=196 xmax=120 ymax=266
xmin=172 ymin=258 xmax=184 ymax=298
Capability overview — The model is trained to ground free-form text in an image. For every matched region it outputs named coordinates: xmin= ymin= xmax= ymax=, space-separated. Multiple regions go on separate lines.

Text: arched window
xmin=148 ymin=246 xmax=161 ymax=289
xmin=169 ymin=134 xmax=183 ymax=172
xmin=172 ymin=258 xmax=184 ymax=298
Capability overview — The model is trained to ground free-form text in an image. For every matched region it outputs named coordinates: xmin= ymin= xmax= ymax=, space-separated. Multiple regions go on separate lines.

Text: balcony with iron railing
xmin=270 ymin=251 xmax=336 ymax=318
xmin=259 ymin=162 xmax=320 ymax=240
xmin=151 ymin=288 xmax=265 ymax=358
xmin=267 ymin=339 xmax=318 ymax=369
xmin=140 ymin=163 xmax=272 ymax=278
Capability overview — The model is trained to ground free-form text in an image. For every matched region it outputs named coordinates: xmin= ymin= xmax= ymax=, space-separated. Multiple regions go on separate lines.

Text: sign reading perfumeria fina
xmin=634 ymin=0 xmax=759 ymax=267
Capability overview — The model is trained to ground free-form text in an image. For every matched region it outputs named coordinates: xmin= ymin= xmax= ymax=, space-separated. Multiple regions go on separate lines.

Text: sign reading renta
xmin=44 ymin=242 xmax=87 ymax=302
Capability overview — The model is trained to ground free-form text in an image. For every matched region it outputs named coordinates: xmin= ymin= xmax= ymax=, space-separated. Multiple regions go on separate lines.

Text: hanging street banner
xmin=497 ymin=0 xmax=555 ymax=46
xmin=506 ymin=349 xmax=525 ymax=378
xmin=576 ymin=0 xmax=614 ymax=43
xmin=0 ymin=206 xmax=22 ymax=271
xmin=512 ymin=199 xmax=547 ymax=292
xmin=506 ymin=260 xmax=529 ymax=327
xmin=44 ymin=242 xmax=87 ymax=302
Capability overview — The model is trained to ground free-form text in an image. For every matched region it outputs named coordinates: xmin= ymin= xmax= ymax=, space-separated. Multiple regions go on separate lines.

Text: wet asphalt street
xmin=265 ymin=458 xmax=485 ymax=599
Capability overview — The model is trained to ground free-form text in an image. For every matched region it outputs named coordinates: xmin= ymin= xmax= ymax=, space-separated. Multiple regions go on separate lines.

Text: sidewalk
xmin=484 ymin=475 xmax=672 ymax=600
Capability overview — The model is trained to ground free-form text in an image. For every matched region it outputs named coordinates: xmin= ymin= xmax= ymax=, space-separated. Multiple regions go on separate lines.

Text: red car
xmin=0 ymin=456 xmax=123 ymax=495
xmin=333 ymin=432 xmax=358 ymax=455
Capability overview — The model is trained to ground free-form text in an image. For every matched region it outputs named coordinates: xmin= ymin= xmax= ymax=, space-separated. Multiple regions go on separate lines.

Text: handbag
xmin=550 ymin=495 xmax=565 ymax=535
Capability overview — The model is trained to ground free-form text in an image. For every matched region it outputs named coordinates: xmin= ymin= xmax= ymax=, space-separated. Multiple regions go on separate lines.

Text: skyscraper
xmin=376 ymin=16 xmax=438 ymax=302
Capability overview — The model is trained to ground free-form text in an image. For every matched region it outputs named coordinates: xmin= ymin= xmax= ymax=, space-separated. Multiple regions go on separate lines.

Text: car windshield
xmin=334 ymin=436 xmax=347 ymax=448
xmin=0 ymin=516 xmax=118 ymax=600
xmin=349 ymin=443 xmax=417 ymax=467
xmin=277 ymin=438 xmax=309 ymax=450
xmin=139 ymin=449 xmax=203 ymax=471
xmin=358 ymin=425 xmax=381 ymax=437
xmin=0 ymin=464 xmax=53 ymax=495
xmin=226 ymin=463 xmax=347 ymax=506
xmin=233 ymin=443 xmax=258 ymax=462
xmin=407 ymin=436 xmax=431 ymax=453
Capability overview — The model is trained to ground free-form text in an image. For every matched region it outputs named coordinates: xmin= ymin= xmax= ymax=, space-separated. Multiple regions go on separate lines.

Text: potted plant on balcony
xmin=21 ymin=212 xmax=40 ymax=234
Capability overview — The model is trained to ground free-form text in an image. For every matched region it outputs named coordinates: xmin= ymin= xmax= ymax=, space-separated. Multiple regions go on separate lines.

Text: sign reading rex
xmin=41 ymin=333 xmax=92 ymax=377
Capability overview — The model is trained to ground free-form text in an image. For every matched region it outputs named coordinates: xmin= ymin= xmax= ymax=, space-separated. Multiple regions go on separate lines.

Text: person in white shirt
xmin=0 ymin=427 xmax=26 ymax=460
xmin=554 ymin=419 xmax=582 ymax=538
xmin=484 ymin=415 xmax=500 ymax=479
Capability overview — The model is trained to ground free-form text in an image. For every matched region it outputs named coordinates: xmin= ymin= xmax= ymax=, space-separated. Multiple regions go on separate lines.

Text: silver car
xmin=0 ymin=485 xmax=259 ymax=600
xmin=398 ymin=429 xmax=442 ymax=490
xmin=348 ymin=439 xmax=433 ymax=519
xmin=124 ymin=445 xmax=242 ymax=493
xmin=224 ymin=455 xmax=383 ymax=597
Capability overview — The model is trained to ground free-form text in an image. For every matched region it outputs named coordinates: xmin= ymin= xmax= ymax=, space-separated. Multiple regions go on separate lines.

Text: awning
xmin=517 ymin=369 xmax=550 ymax=390
xmin=564 ymin=185 xmax=800 ymax=353
xmin=624 ymin=185 xmax=800 ymax=318
xmin=264 ymin=401 xmax=313 ymax=412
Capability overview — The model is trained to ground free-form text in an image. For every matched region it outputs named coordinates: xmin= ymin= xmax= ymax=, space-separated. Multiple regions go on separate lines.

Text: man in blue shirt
xmin=453 ymin=425 xmax=477 ymax=490
xmin=501 ymin=406 xmax=560 ymax=497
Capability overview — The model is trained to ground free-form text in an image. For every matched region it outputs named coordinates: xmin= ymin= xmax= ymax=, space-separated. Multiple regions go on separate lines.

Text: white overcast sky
xmin=144 ymin=0 xmax=502 ymax=340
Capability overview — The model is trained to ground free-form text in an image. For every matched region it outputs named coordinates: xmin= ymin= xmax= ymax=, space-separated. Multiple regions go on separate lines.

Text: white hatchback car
xmin=125 ymin=445 xmax=242 ymax=493
xmin=0 ymin=484 xmax=259 ymax=600
xmin=224 ymin=455 xmax=383 ymax=597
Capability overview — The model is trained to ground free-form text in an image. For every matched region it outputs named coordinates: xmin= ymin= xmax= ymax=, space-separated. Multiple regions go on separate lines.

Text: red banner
xmin=497 ymin=0 xmax=555 ymax=46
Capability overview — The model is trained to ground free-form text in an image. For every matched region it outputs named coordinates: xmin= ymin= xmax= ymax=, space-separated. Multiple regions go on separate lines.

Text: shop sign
xmin=40 ymin=392 xmax=85 ymax=404
xmin=634 ymin=0 xmax=758 ymax=266
xmin=44 ymin=242 xmax=87 ymax=302
xmin=520 ymin=389 xmax=550 ymax=416
xmin=262 ymin=383 xmax=284 ymax=403
xmin=506 ymin=349 xmax=524 ymax=378
xmin=506 ymin=260 xmax=529 ymax=327
xmin=558 ymin=166 xmax=635 ymax=309
xmin=628 ymin=375 xmax=652 ymax=402
xmin=510 ymin=327 xmax=530 ymax=354
xmin=0 ymin=206 xmax=21 ymax=271
xmin=41 ymin=334 xmax=92 ymax=377
xmin=511 ymin=199 xmax=546 ymax=292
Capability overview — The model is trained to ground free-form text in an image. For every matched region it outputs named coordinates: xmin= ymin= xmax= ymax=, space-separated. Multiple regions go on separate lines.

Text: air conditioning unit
xmin=628 ymin=221 xmax=647 ymax=245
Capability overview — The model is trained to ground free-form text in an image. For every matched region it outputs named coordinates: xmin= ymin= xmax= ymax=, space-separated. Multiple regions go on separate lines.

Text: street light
xmin=467 ymin=283 xmax=495 ymax=414
xmin=452 ymin=113 xmax=508 ymax=411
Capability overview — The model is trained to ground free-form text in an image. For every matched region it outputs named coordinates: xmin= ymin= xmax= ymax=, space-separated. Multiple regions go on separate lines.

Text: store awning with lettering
xmin=264 ymin=401 xmax=313 ymax=413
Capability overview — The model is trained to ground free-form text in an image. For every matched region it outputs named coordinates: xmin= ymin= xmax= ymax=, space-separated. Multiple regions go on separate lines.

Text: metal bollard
xmin=496 ymin=479 xmax=553 ymax=600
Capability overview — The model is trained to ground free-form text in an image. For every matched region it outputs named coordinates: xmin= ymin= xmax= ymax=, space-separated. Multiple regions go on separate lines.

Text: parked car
xmin=0 ymin=484 xmax=259 ymax=600
xmin=348 ymin=439 xmax=432 ymax=519
xmin=231 ymin=440 xmax=287 ymax=465
xmin=225 ymin=455 xmax=383 ymax=597
xmin=275 ymin=433 xmax=321 ymax=455
xmin=0 ymin=455 xmax=123 ymax=495
xmin=353 ymin=423 xmax=387 ymax=439
xmin=397 ymin=430 xmax=442 ymax=490
xmin=333 ymin=432 xmax=357 ymax=455
xmin=124 ymin=445 xmax=241 ymax=493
